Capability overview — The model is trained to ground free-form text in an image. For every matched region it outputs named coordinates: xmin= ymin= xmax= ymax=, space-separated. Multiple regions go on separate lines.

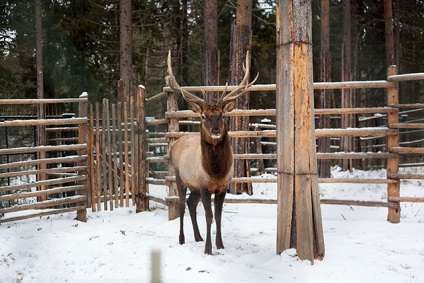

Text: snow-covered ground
xmin=1 ymin=167 xmax=423 ymax=283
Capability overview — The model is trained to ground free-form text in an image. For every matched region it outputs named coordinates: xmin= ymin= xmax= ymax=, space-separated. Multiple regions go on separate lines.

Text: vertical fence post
xmin=136 ymin=85 xmax=149 ymax=212
xmin=77 ymin=92 xmax=88 ymax=222
xmin=276 ymin=0 xmax=325 ymax=263
xmin=386 ymin=65 xmax=400 ymax=223
xmin=89 ymin=104 xmax=96 ymax=212
xmin=166 ymin=89 xmax=179 ymax=220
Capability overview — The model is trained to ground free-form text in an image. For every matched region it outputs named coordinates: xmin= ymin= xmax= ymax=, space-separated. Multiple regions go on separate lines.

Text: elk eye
xmin=201 ymin=115 xmax=206 ymax=120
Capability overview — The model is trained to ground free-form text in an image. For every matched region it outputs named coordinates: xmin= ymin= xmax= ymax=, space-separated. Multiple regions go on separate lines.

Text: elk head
xmin=165 ymin=50 xmax=258 ymax=144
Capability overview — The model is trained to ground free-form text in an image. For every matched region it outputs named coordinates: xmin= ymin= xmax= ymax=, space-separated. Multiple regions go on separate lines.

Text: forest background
xmin=1 ymin=0 xmax=424 ymax=114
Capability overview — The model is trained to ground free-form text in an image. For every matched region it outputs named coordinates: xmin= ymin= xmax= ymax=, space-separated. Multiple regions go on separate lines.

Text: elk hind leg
xmin=187 ymin=191 xmax=203 ymax=242
xmin=176 ymin=175 xmax=187 ymax=245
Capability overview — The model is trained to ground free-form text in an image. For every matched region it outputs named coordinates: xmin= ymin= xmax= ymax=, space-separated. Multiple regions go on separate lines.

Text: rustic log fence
xmin=0 ymin=94 xmax=89 ymax=223
xmin=88 ymin=86 xmax=148 ymax=213
xmin=1 ymin=68 xmax=423 ymax=224
xmin=144 ymin=66 xmax=424 ymax=222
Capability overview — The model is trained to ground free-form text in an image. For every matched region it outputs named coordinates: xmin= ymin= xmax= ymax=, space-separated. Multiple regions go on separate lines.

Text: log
xmin=0 ymin=184 xmax=86 ymax=202
xmin=390 ymin=147 xmax=424 ymax=154
xmin=111 ymin=103 xmax=120 ymax=208
xmin=320 ymin=199 xmax=397 ymax=208
xmin=313 ymin=80 xmax=393 ymax=89
xmin=317 ymin=152 xmax=397 ymax=159
xmin=387 ymin=72 xmax=424 ymax=82
xmin=95 ymin=102 xmax=102 ymax=211
xmin=386 ymin=65 xmax=401 ymax=223
xmin=89 ymin=104 xmax=96 ymax=212
xmin=314 ymin=107 xmax=396 ymax=115
xmin=315 ymin=128 xmax=397 ymax=137
xmin=147 ymin=118 xmax=168 ymax=126
xmin=0 ymin=206 xmax=86 ymax=224
xmin=387 ymin=173 xmax=424 ymax=180
xmin=0 ymin=144 xmax=86 ymax=155
xmin=0 ymin=98 xmax=87 ymax=105
xmin=276 ymin=0 xmax=324 ymax=262
xmin=0 ymin=196 xmax=86 ymax=214
xmin=390 ymin=123 xmax=424 ymax=129
xmin=117 ymin=102 xmax=125 ymax=207
xmin=130 ymin=97 xmax=137 ymax=206
xmin=124 ymin=102 xmax=131 ymax=207
xmin=0 ymin=175 xmax=87 ymax=193
xmin=0 ymin=155 xmax=86 ymax=170
xmin=389 ymin=196 xmax=424 ymax=203
xmin=0 ymin=166 xmax=86 ymax=179
xmin=0 ymin=117 xmax=87 ymax=127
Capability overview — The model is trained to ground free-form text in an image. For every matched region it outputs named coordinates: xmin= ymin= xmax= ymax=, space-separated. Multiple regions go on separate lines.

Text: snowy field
xmin=1 ymin=167 xmax=424 ymax=283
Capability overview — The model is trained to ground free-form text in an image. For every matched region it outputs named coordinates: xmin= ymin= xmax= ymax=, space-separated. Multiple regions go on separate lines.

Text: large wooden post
xmin=276 ymin=0 xmax=325 ymax=263
xmin=136 ymin=85 xmax=149 ymax=212
xmin=386 ymin=65 xmax=400 ymax=223
xmin=166 ymin=90 xmax=180 ymax=220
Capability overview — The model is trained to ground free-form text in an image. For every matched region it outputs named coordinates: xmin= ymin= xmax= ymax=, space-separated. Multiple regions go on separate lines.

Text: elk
xmin=166 ymin=50 xmax=258 ymax=254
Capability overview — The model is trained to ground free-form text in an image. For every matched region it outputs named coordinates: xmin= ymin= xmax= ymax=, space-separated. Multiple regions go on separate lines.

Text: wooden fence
xmin=88 ymin=87 xmax=148 ymax=213
xmin=1 ymin=68 xmax=423 ymax=224
xmin=144 ymin=66 xmax=424 ymax=222
xmin=0 ymin=95 xmax=89 ymax=223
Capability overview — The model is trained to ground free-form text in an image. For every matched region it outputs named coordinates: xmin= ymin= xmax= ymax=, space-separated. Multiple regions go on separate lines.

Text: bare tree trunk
xmin=181 ymin=0 xmax=188 ymax=84
xmin=318 ymin=0 xmax=332 ymax=178
xmin=204 ymin=0 xmax=218 ymax=104
xmin=35 ymin=0 xmax=46 ymax=200
xmin=340 ymin=0 xmax=354 ymax=171
xmin=119 ymin=0 xmax=132 ymax=103
xmin=384 ymin=0 xmax=395 ymax=66
xmin=229 ymin=0 xmax=253 ymax=195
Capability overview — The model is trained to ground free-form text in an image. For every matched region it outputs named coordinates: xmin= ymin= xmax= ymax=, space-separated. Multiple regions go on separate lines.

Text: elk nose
xmin=211 ymin=128 xmax=221 ymax=136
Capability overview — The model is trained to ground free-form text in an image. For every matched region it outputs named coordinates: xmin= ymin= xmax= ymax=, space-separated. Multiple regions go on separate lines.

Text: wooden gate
xmin=89 ymin=88 xmax=148 ymax=212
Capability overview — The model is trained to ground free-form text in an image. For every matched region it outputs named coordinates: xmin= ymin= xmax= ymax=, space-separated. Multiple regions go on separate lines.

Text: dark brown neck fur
xmin=200 ymin=125 xmax=233 ymax=179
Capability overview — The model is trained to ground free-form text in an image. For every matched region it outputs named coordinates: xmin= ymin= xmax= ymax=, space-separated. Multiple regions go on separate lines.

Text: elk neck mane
xmin=200 ymin=123 xmax=233 ymax=179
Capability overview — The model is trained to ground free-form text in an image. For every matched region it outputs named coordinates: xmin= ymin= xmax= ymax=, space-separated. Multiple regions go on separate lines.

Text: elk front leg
xmin=214 ymin=190 xmax=226 ymax=249
xmin=176 ymin=175 xmax=187 ymax=245
xmin=187 ymin=191 xmax=203 ymax=242
xmin=201 ymin=189 xmax=213 ymax=255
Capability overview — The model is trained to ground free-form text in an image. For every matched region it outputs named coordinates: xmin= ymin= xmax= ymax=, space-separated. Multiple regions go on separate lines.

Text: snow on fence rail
xmin=144 ymin=67 xmax=424 ymax=222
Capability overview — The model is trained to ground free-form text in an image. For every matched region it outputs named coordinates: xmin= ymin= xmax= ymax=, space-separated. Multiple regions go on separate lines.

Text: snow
xmin=1 ymin=167 xmax=424 ymax=283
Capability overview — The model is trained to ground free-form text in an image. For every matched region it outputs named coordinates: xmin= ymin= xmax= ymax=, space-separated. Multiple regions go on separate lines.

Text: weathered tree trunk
xmin=384 ymin=0 xmax=395 ymax=66
xmin=35 ymin=0 xmax=46 ymax=201
xmin=119 ymin=0 xmax=132 ymax=103
xmin=276 ymin=0 xmax=325 ymax=264
xmin=229 ymin=0 xmax=253 ymax=195
xmin=340 ymin=0 xmax=354 ymax=171
xmin=181 ymin=0 xmax=188 ymax=85
xmin=204 ymin=0 xmax=219 ymax=104
xmin=318 ymin=0 xmax=332 ymax=178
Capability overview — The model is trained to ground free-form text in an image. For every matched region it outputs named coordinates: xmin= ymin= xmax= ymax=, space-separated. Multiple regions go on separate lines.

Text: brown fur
xmin=166 ymin=50 xmax=257 ymax=254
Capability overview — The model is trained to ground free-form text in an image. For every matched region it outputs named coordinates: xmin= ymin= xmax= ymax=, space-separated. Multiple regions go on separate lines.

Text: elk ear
xmin=188 ymin=102 xmax=203 ymax=114
xmin=222 ymin=100 xmax=236 ymax=113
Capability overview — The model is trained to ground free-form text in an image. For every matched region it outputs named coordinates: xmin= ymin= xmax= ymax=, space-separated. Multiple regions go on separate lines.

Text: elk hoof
xmin=194 ymin=235 xmax=204 ymax=242
xmin=179 ymin=235 xmax=185 ymax=245
xmin=204 ymin=244 xmax=212 ymax=255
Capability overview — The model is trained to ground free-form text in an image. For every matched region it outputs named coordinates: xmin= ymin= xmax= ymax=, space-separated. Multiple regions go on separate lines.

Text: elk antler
xmin=217 ymin=51 xmax=259 ymax=106
xmin=166 ymin=50 xmax=206 ymax=107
